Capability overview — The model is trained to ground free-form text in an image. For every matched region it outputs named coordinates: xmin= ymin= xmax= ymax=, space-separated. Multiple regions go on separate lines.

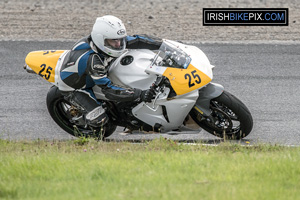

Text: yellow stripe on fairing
xmin=194 ymin=106 xmax=204 ymax=114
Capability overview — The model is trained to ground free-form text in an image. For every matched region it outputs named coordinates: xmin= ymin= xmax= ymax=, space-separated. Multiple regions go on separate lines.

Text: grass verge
xmin=0 ymin=138 xmax=300 ymax=200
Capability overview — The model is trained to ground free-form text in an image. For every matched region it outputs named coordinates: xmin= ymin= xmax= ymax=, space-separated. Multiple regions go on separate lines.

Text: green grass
xmin=0 ymin=138 xmax=300 ymax=200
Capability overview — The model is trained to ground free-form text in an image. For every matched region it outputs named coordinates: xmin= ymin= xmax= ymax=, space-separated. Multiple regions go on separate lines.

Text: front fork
xmin=194 ymin=82 xmax=224 ymax=118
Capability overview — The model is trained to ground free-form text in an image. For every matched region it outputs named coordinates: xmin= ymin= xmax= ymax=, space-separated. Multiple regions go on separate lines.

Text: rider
xmin=58 ymin=15 xmax=162 ymax=127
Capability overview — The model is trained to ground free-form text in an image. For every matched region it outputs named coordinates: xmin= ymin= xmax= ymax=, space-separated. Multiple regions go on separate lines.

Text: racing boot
xmin=85 ymin=106 xmax=108 ymax=127
xmin=65 ymin=90 xmax=108 ymax=128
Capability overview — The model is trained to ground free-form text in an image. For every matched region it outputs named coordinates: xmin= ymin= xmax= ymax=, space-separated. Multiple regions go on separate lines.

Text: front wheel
xmin=190 ymin=90 xmax=253 ymax=139
xmin=46 ymin=86 xmax=116 ymax=139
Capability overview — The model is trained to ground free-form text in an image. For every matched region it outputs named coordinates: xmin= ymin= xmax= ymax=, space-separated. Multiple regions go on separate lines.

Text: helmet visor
xmin=104 ymin=37 xmax=126 ymax=51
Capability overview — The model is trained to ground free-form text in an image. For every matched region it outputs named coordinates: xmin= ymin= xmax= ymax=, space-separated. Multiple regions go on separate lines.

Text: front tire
xmin=190 ymin=90 xmax=253 ymax=139
xmin=46 ymin=86 xmax=116 ymax=139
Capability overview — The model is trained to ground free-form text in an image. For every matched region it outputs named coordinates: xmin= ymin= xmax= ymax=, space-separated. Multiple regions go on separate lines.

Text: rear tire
xmin=190 ymin=90 xmax=253 ymax=139
xmin=46 ymin=86 xmax=116 ymax=139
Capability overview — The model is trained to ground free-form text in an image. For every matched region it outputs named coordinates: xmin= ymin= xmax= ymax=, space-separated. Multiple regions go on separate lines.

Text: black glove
xmin=133 ymin=88 xmax=156 ymax=103
xmin=140 ymin=89 xmax=156 ymax=102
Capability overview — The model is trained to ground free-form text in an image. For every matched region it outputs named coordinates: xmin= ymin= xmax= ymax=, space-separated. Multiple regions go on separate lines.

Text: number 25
xmin=38 ymin=64 xmax=52 ymax=80
xmin=184 ymin=70 xmax=201 ymax=88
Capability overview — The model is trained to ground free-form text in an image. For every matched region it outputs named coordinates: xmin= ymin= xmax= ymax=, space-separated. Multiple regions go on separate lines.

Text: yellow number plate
xmin=163 ymin=64 xmax=212 ymax=95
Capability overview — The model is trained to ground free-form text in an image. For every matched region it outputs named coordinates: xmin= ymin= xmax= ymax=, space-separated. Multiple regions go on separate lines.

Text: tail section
xmin=25 ymin=50 xmax=67 ymax=84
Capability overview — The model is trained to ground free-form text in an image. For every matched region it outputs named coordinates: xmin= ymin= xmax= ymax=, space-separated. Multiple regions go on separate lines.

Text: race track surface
xmin=0 ymin=41 xmax=299 ymax=145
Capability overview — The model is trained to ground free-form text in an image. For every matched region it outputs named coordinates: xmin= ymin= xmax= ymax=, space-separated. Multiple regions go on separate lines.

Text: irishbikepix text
xmin=203 ymin=8 xmax=288 ymax=26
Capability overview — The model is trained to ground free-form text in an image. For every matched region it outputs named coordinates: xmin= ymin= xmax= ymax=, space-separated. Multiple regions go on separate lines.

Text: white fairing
xmin=108 ymin=49 xmax=157 ymax=90
xmin=132 ymin=90 xmax=199 ymax=132
xmin=94 ymin=40 xmax=215 ymax=132
xmin=184 ymin=44 xmax=214 ymax=80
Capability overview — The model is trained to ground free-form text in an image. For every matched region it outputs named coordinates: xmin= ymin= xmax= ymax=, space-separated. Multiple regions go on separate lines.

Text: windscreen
xmin=156 ymin=41 xmax=191 ymax=69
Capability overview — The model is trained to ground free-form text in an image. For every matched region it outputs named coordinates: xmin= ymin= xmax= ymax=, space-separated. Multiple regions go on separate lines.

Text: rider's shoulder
xmin=71 ymin=35 xmax=92 ymax=51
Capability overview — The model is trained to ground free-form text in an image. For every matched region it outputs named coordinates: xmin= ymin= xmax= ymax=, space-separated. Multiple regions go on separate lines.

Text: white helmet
xmin=91 ymin=15 xmax=127 ymax=57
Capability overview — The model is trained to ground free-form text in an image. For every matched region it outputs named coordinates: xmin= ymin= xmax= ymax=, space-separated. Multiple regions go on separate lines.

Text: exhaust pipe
xmin=23 ymin=64 xmax=36 ymax=74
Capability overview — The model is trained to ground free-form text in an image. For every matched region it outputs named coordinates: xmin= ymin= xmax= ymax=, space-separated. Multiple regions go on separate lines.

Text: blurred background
xmin=0 ymin=0 xmax=298 ymax=42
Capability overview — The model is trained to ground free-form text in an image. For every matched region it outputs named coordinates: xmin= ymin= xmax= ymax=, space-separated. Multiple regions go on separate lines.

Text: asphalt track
xmin=0 ymin=41 xmax=299 ymax=145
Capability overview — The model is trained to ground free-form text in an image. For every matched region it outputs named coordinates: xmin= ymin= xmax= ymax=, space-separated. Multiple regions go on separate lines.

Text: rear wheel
xmin=190 ymin=90 xmax=253 ymax=139
xmin=46 ymin=86 xmax=116 ymax=139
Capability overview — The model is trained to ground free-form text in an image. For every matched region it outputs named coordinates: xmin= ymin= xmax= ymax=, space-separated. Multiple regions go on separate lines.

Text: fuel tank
xmin=108 ymin=49 xmax=157 ymax=90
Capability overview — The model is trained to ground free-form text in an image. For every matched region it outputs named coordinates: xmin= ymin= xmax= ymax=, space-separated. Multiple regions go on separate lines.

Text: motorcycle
xmin=24 ymin=39 xmax=253 ymax=139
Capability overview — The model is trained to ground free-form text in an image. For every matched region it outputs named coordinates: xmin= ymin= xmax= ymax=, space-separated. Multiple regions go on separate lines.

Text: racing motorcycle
xmin=24 ymin=39 xmax=253 ymax=139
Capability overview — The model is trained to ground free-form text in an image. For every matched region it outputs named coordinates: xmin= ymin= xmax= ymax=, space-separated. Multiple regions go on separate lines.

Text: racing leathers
xmin=58 ymin=34 xmax=162 ymax=127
